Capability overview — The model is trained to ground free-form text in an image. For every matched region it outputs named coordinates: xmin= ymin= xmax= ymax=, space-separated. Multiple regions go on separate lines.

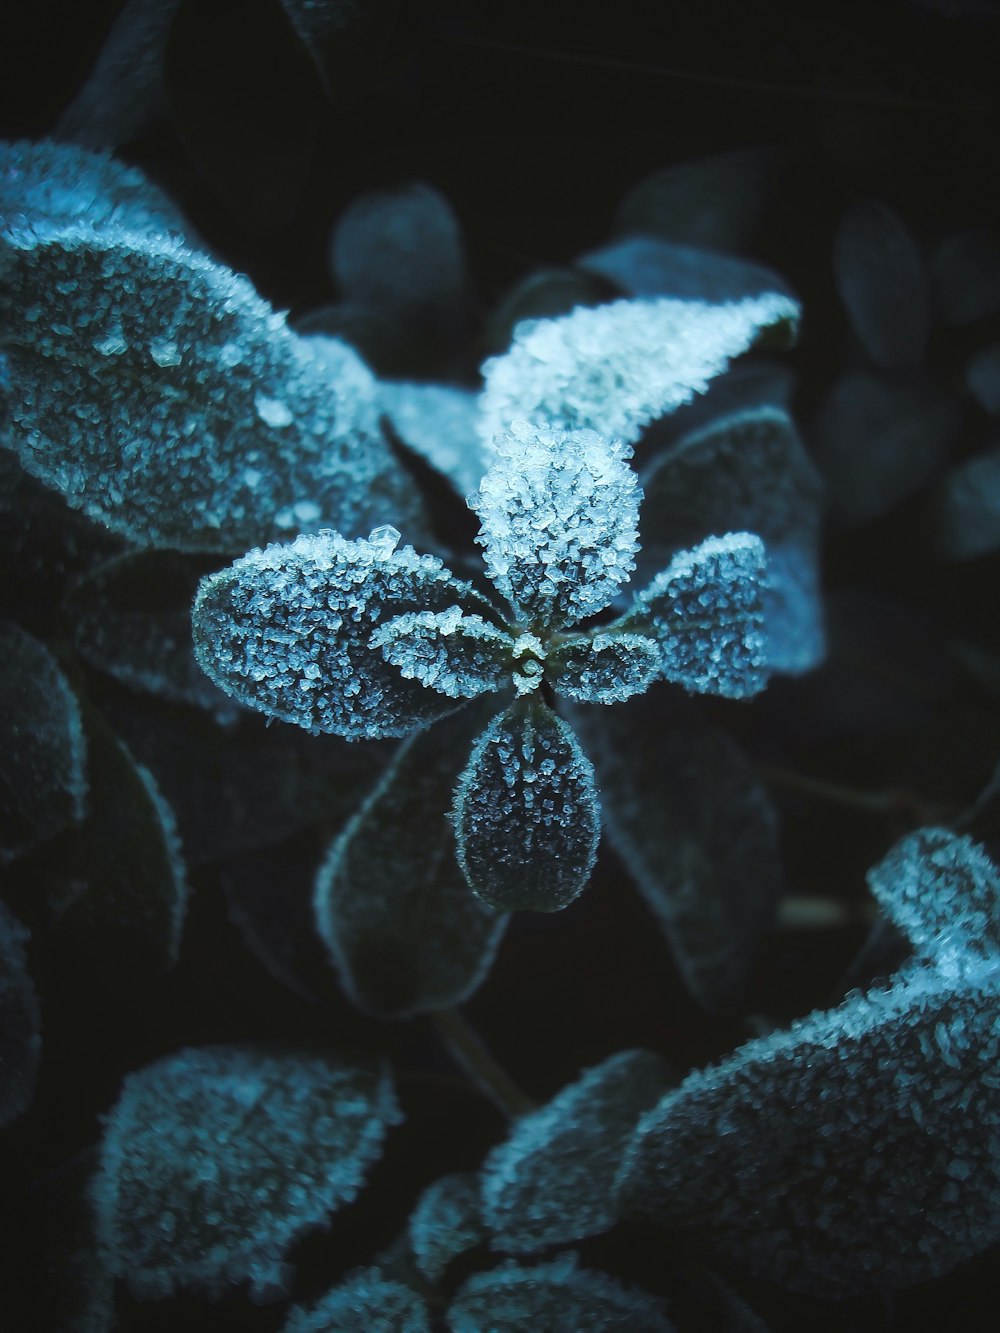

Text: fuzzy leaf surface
xmin=408 ymin=1172 xmax=486 ymax=1284
xmin=284 ymin=1268 xmax=431 ymax=1333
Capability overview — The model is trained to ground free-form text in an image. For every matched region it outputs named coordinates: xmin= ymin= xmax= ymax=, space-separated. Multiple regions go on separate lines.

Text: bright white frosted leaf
xmin=617 ymin=964 xmax=1000 ymax=1298
xmin=481 ymin=1050 xmax=673 ymax=1252
xmin=867 ymin=827 xmax=1000 ymax=969
xmin=408 ymin=1172 xmax=485 ymax=1283
xmin=619 ymin=533 xmax=768 ymax=700
xmin=924 ymin=445 xmax=1000 ymax=561
xmin=612 ymin=146 xmax=781 ymax=252
xmin=548 ymin=631 xmax=660 ymax=704
xmin=572 ymin=693 xmax=781 ymax=1012
xmin=381 ymin=381 xmax=489 ymax=498
xmin=448 ymin=1252 xmax=675 ymax=1332
xmin=192 ymin=529 xmax=498 ymax=739
xmin=579 ymin=237 xmax=795 ymax=305
xmin=832 ymin=200 xmax=929 ymax=370
xmin=966 ymin=342 xmax=1000 ymax=415
xmin=0 ymin=902 xmax=41 ymax=1127
xmin=637 ymin=407 xmax=824 ymax=674
xmin=452 ymin=698 xmax=601 ymax=912
xmin=811 ymin=373 xmax=963 ymax=526
xmin=0 ymin=219 xmax=423 ymax=550
xmin=479 ymin=293 xmax=801 ymax=445
xmin=0 ymin=620 xmax=86 ymax=866
xmin=932 ymin=227 xmax=1000 ymax=325
xmin=371 ymin=608 xmax=511 ymax=700
xmin=93 ymin=1044 xmax=402 ymax=1303
xmin=284 ymin=1268 xmax=431 ymax=1333
xmin=470 ymin=422 xmax=641 ymax=630
xmin=315 ymin=706 xmax=509 ymax=1018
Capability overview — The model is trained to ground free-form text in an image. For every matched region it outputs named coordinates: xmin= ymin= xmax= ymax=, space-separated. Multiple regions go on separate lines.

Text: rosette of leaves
xmin=193 ymin=417 xmax=776 ymax=1016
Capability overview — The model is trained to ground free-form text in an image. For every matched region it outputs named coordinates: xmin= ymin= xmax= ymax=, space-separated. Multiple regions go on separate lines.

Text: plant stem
xmin=758 ymin=763 xmax=956 ymax=824
xmin=777 ymin=895 xmax=878 ymax=930
xmin=430 ymin=1008 xmax=535 ymax=1120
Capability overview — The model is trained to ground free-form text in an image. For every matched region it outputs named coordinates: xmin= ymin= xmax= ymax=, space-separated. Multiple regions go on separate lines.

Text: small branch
xmin=757 ymin=763 xmax=956 ymax=825
xmin=430 ymin=1008 xmax=535 ymax=1120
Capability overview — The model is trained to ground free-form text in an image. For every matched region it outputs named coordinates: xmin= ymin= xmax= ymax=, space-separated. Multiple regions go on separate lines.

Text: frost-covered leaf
xmin=867 ymin=827 xmax=1000 ymax=968
xmin=315 ymin=706 xmax=508 ymax=1018
xmin=284 ymin=1267 xmax=430 ymax=1332
xmin=924 ymin=444 xmax=1000 ymax=561
xmin=452 ymin=698 xmax=601 ymax=912
xmin=810 ymin=373 xmax=964 ymax=525
xmin=470 ymin=422 xmax=640 ymax=630
xmin=832 ymin=200 xmax=930 ymax=370
xmin=0 ymin=219 xmax=422 ymax=550
xmin=636 ymin=407 xmax=824 ymax=674
xmin=572 ymin=693 xmax=781 ymax=1012
xmin=408 ymin=1172 xmax=486 ymax=1283
xmin=548 ymin=632 xmax=660 ymax=705
xmin=0 ymin=901 xmax=41 ymax=1127
xmin=484 ymin=267 xmax=611 ymax=357
xmin=481 ymin=1049 xmax=673 ymax=1253
xmin=0 ymin=621 xmax=86 ymax=866
xmin=478 ymin=293 xmax=801 ymax=445
xmin=617 ymin=964 xmax=1000 ymax=1298
xmin=618 ymin=534 xmax=767 ymax=700
xmin=579 ymin=237 xmax=795 ymax=305
xmin=93 ymin=1044 xmax=402 ymax=1302
xmin=330 ymin=182 xmax=466 ymax=335
xmin=447 ymin=1252 xmax=675 ymax=1332
xmin=65 ymin=550 xmax=236 ymax=714
xmin=193 ymin=528 xmax=497 ymax=739
xmin=966 ymin=342 xmax=1000 ymax=415
xmin=381 ymin=381 xmax=489 ymax=498
xmin=612 ymin=146 xmax=781 ymax=252
xmin=56 ymin=0 xmax=180 ymax=149
xmin=371 ymin=608 xmax=511 ymax=701
xmin=932 ymin=227 xmax=1000 ymax=325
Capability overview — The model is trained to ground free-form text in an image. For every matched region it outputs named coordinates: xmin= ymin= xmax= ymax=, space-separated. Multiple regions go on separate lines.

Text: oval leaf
xmin=924 ymin=445 xmax=1000 ymax=561
xmin=548 ymin=631 xmax=661 ymax=705
xmin=579 ymin=236 xmax=795 ymax=305
xmin=408 ymin=1172 xmax=485 ymax=1284
xmin=371 ymin=608 xmax=512 ymax=701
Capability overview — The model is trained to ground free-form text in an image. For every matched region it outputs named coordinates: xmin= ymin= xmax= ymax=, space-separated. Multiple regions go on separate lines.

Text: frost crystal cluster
xmin=195 ymin=421 xmax=769 ymax=912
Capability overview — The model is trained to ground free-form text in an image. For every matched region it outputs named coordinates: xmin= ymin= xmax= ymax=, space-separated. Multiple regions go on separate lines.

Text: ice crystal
xmin=549 ymin=631 xmax=661 ymax=704
xmin=370 ymin=608 xmax=511 ymax=700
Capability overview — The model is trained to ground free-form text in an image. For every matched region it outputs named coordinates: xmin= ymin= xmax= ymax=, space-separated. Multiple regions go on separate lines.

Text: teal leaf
xmin=572 ymin=693 xmax=781 ymax=1012
xmin=579 ymin=236 xmax=795 ymax=305
xmin=452 ymin=698 xmax=601 ymax=912
xmin=924 ymin=445 xmax=1000 ymax=561
xmin=470 ymin=422 xmax=641 ymax=631
xmin=0 ymin=621 xmax=87 ymax=867
xmin=867 ymin=827 xmax=1000 ymax=968
xmin=616 ymin=964 xmax=1000 ymax=1298
xmin=481 ymin=1049 xmax=673 ymax=1252
xmin=0 ymin=216 xmax=423 ymax=551
xmin=92 ymin=1044 xmax=402 ymax=1302
xmin=548 ymin=631 xmax=660 ymax=705
xmin=618 ymin=533 xmax=768 ymax=699
xmin=447 ymin=1252 xmax=675 ymax=1332
xmin=284 ymin=1268 xmax=431 ymax=1333
xmin=483 ymin=266 xmax=610 ymax=358
xmin=636 ymin=406 xmax=824 ymax=674
xmin=380 ymin=381 xmax=489 ymax=499
xmin=932 ymin=227 xmax=1000 ymax=325
xmin=966 ymin=342 xmax=1000 ymax=415
xmin=370 ymin=608 xmax=512 ymax=700
xmin=408 ymin=1172 xmax=485 ymax=1284
xmin=479 ymin=292 xmax=801 ymax=445
xmin=0 ymin=902 xmax=41 ymax=1127
xmin=192 ymin=528 xmax=497 ymax=739
xmin=315 ymin=706 xmax=509 ymax=1018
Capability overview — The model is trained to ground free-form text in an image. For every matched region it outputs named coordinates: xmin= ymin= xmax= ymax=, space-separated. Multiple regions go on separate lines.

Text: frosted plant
xmin=194 ymin=420 xmax=768 ymax=915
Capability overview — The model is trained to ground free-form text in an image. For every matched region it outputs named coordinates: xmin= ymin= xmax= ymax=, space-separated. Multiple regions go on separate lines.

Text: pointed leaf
xmin=579 ymin=236 xmax=795 ymax=305
xmin=315 ymin=706 xmax=509 ymax=1018
xmin=617 ymin=966 xmax=1000 ymax=1298
xmin=381 ymin=381 xmax=489 ymax=498
xmin=0 ymin=622 xmax=87 ymax=866
xmin=548 ymin=631 xmax=660 ymax=705
xmin=452 ymin=698 xmax=601 ymax=912
xmin=408 ymin=1172 xmax=485 ymax=1283
xmin=448 ymin=1252 xmax=675 ymax=1332
xmin=572 ymin=693 xmax=781 ymax=1012
xmin=636 ymin=406 xmax=824 ymax=674
xmin=371 ymin=608 xmax=512 ymax=700
xmin=0 ymin=902 xmax=41 ymax=1127
xmin=193 ymin=528 xmax=497 ymax=739
xmin=867 ymin=827 xmax=1000 ymax=968
xmin=470 ymin=422 xmax=641 ymax=630
xmin=284 ymin=1268 xmax=431 ymax=1332
xmin=481 ymin=1049 xmax=673 ymax=1252
xmin=92 ymin=1044 xmax=403 ymax=1302
xmin=479 ymin=293 xmax=801 ymax=445
xmin=618 ymin=533 xmax=767 ymax=700
xmin=0 ymin=219 xmax=422 ymax=550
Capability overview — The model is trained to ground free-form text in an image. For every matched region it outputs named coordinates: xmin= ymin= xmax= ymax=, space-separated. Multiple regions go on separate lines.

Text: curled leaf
xmin=371 ymin=608 xmax=511 ymax=700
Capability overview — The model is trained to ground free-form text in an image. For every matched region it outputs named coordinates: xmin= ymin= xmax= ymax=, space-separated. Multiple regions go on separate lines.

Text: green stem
xmin=430 ymin=1008 xmax=536 ymax=1120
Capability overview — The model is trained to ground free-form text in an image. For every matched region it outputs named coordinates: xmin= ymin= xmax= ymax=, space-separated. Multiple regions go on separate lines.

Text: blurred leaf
xmin=408 ymin=1172 xmax=485 ymax=1284
xmin=93 ymin=1044 xmax=403 ymax=1302
xmin=966 ymin=342 xmax=1000 ymax=415
xmin=932 ymin=227 xmax=1000 ymax=325
xmin=579 ymin=236 xmax=795 ymax=305
xmin=0 ymin=901 xmax=41 ymax=1127
xmin=0 ymin=620 xmax=86 ymax=867
xmin=315 ymin=705 xmax=508 ymax=1018
xmin=381 ymin=381 xmax=488 ymax=499
xmin=923 ymin=444 xmax=1000 ymax=560
xmin=483 ymin=267 xmax=612 ymax=357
